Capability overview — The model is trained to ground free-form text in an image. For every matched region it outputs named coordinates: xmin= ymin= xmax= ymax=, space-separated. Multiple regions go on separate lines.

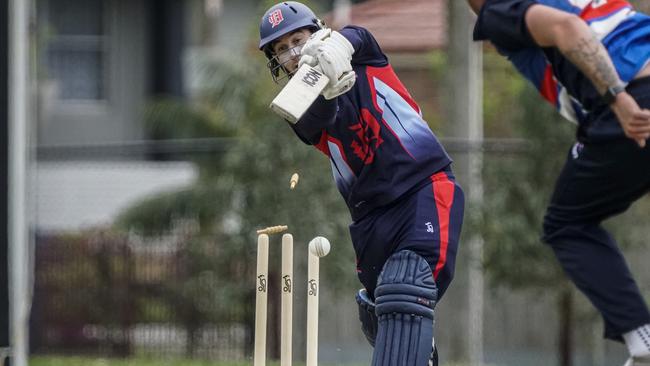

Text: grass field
xmin=30 ymin=357 xmax=263 ymax=366
xmin=29 ymin=357 xmax=369 ymax=366
xmin=30 ymin=357 xmax=478 ymax=366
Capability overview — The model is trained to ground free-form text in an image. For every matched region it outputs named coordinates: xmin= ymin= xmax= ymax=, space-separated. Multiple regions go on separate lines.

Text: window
xmin=36 ymin=0 xmax=149 ymax=146
xmin=42 ymin=0 xmax=107 ymax=102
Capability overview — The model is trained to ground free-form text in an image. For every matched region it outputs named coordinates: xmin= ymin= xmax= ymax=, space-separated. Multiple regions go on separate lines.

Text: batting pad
xmin=372 ymin=250 xmax=438 ymax=366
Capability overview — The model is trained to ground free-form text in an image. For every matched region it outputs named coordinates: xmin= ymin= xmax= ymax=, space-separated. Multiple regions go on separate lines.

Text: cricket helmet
xmin=259 ymin=2 xmax=323 ymax=83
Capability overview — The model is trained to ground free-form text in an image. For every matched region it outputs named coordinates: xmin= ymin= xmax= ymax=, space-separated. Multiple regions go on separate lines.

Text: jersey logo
xmin=268 ymin=9 xmax=284 ymax=28
xmin=349 ymin=109 xmax=384 ymax=164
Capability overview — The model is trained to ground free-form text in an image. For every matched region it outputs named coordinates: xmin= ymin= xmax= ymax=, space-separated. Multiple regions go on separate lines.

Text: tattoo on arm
xmin=563 ymin=32 xmax=621 ymax=93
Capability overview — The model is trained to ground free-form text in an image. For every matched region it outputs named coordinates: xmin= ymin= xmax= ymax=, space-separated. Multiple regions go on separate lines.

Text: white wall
xmin=35 ymin=161 xmax=197 ymax=232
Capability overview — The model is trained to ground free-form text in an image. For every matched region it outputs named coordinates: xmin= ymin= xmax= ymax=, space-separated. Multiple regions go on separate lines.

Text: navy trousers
xmin=543 ymin=77 xmax=650 ymax=341
xmin=350 ymin=168 xmax=465 ymax=301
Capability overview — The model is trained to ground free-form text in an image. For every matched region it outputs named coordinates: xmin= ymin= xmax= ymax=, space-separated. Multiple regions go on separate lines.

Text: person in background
xmin=467 ymin=0 xmax=650 ymax=365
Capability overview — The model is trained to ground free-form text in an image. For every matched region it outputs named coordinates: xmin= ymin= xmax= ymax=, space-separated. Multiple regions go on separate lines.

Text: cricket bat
xmin=270 ymin=64 xmax=330 ymax=124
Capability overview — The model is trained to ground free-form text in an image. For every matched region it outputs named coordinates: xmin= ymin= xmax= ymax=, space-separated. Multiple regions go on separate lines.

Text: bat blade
xmin=270 ymin=64 xmax=330 ymax=124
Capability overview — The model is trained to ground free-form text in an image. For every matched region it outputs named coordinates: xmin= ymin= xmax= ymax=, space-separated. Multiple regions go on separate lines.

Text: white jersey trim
xmin=558 ymin=86 xmax=580 ymax=124
xmin=588 ymin=7 xmax=635 ymax=40
xmin=327 ymin=140 xmax=355 ymax=190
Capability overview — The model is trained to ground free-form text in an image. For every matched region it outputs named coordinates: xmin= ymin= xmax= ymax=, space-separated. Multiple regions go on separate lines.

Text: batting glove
xmin=298 ymin=28 xmax=331 ymax=68
xmin=322 ymin=70 xmax=356 ymax=99
xmin=299 ymin=29 xmax=355 ymax=87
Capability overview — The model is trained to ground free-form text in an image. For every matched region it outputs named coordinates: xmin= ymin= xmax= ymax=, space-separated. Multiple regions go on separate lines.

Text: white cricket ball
xmin=308 ymin=236 xmax=331 ymax=258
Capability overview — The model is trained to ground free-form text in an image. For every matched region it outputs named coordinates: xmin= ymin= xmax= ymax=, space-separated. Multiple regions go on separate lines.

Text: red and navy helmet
xmin=259 ymin=2 xmax=323 ymax=82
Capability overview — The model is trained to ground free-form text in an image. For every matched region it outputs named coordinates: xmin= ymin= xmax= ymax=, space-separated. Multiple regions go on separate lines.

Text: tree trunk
xmin=558 ymin=288 xmax=574 ymax=366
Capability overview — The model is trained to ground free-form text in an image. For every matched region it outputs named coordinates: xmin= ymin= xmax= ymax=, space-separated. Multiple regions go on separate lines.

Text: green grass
xmin=30 ymin=356 xmax=257 ymax=366
xmin=30 ymin=356 xmax=481 ymax=366
xmin=30 ymin=357 xmax=363 ymax=366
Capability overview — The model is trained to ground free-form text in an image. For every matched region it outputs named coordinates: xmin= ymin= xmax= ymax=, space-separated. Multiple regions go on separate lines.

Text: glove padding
xmin=300 ymin=28 xmax=356 ymax=99
xmin=322 ymin=70 xmax=356 ymax=100
xmin=355 ymin=288 xmax=378 ymax=347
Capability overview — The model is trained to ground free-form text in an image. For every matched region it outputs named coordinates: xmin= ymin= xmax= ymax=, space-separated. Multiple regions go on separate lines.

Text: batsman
xmin=258 ymin=2 xmax=465 ymax=365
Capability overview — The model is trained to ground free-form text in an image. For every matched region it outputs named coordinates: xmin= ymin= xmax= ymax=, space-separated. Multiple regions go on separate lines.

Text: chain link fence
xmin=30 ymin=138 xmax=650 ymax=366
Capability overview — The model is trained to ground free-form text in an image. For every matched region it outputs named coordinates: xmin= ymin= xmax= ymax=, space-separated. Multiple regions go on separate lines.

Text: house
xmin=327 ymin=0 xmax=447 ymax=52
xmin=325 ymin=0 xmax=448 ymax=127
xmin=37 ymin=0 xmax=256 ymax=146
xmin=35 ymin=0 xmax=262 ymax=231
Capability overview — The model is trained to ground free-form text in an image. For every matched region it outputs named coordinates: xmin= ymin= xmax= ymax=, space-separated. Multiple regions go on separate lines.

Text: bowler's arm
xmin=525 ymin=5 xmax=622 ymax=94
xmin=525 ymin=4 xmax=650 ymax=146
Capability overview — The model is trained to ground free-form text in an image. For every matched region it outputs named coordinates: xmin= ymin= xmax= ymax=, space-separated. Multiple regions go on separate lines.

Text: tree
xmin=481 ymin=83 xmax=580 ymax=366
xmin=116 ymin=33 xmax=356 ymax=358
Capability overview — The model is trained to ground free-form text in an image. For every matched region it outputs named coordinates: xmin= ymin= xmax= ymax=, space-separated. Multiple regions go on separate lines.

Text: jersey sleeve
xmin=290 ymin=96 xmax=337 ymax=145
xmin=339 ymin=25 xmax=389 ymax=67
xmin=473 ymin=0 xmax=539 ymax=52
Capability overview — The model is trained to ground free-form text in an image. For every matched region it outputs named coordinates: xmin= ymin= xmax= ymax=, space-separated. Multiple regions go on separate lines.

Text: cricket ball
xmin=308 ymin=236 xmax=331 ymax=258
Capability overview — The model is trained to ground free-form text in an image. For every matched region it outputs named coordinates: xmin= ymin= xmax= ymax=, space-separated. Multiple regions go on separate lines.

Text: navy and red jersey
xmin=291 ymin=26 xmax=452 ymax=221
xmin=473 ymin=0 xmax=650 ymax=142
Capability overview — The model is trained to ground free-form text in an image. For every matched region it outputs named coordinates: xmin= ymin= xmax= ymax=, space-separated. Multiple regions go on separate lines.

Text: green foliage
xmin=35 ymin=230 xmax=133 ymax=325
xmin=115 ymin=185 xmax=229 ymax=234
xmin=428 ymin=50 xmax=448 ymax=82
xmin=482 ymin=52 xmax=527 ymax=138
xmin=206 ymin=52 xmax=356 ymax=293
xmin=478 ymin=79 xmax=588 ymax=366
xmin=29 ymin=356 xmax=259 ymax=366
xmin=30 ymin=356 xmax=490 ymax=366
xmin=608 ymin=196 xmax=650 ymax=250
xmin=428 ymin=48 xmax=527 ymax=138
xmin=424 ymin=50 xmax=450 ymax=130
xmin=115 ymin=36 xmax=357 ymax=359
xmin=482 ymin=84 xmax=574 ymax=289
xmin=145 ymin=99 xmax=234 ymax=141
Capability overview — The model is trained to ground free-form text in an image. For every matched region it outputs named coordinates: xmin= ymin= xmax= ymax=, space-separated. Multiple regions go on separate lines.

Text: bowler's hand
xmin=611 ymin=92 xmax=650 ymax=148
